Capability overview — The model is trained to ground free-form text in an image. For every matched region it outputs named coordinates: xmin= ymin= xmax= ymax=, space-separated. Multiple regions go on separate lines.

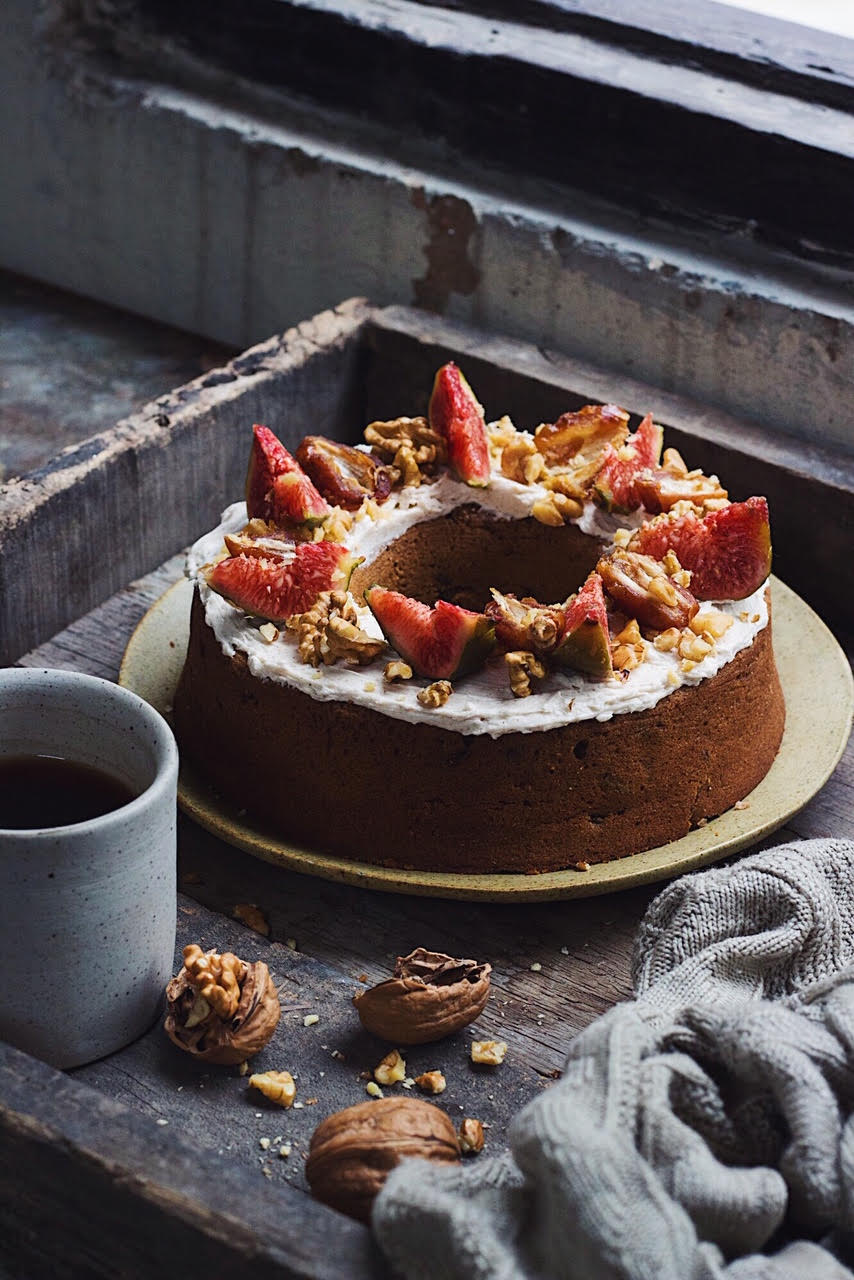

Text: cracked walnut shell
xmin=354 ymin=947 xmax=491 ymax=1044
xmin=164 ymin=945 xmax=281 ymax=1065
xmin=306 ymin=1097 xmax=460 ymax=1222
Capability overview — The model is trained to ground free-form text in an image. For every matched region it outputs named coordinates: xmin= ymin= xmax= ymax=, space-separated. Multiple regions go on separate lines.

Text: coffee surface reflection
xmin=0 ymin=754 xmax=137 ymax=829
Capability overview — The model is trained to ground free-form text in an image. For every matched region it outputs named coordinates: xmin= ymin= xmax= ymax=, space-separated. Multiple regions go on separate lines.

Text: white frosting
xmin=186 ymin=473 xmax=770 ymax=738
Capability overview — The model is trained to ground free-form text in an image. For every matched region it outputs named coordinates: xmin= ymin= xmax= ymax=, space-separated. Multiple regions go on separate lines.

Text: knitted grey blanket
xmin=374 ymin=840 xmax=854 ymax=1280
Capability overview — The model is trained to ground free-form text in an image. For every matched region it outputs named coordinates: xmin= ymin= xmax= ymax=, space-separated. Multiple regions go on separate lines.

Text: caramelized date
xmin=597 ymin=551 xmax=698 ymax=630
xmin=534 ymin=404 xmax=629 ymax=473
xmin=296 ymin=436 xmax=391 ymax=509
xmin=635 ymin=469 xmax=728 ymax=514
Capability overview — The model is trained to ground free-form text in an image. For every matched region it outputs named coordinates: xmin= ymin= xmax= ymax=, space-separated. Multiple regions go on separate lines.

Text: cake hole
xmin=349 ymin=505 xmax=600 ymax=610
xmin=573 ymin=741 xmax=589 ymax=760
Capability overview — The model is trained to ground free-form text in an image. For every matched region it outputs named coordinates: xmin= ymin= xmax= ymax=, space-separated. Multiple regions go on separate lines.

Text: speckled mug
xmin=0 ymin=668 xmax=178 ymax=1068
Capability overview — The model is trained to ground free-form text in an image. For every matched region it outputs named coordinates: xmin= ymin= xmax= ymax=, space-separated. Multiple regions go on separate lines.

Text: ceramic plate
xmin=120 ymin=576 xmax=852 ymax=901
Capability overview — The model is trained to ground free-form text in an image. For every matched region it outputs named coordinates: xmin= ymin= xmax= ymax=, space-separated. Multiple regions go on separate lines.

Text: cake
xmin=174 ymin=365 xmax=785 ymax=874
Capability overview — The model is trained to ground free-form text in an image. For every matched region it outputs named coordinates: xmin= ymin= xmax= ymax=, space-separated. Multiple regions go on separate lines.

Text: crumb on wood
xmin=233 ymin=902 xmax=270 ymax=935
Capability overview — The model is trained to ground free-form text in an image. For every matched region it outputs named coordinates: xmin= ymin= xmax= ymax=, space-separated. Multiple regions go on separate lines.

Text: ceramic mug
xmin=0 ymin=667 xmax=178 ymax=1069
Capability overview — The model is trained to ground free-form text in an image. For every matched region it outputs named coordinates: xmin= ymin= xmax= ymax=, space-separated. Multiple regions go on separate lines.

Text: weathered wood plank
xmin=0 ymin=1030 xmax=387 ymax=1280
xmin=0 ymin=298 xmax=372 ymax=665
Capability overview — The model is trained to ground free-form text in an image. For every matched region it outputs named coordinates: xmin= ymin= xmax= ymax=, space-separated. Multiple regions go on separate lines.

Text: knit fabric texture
xmin=373 ymin=840 xmax=854 ymax=1280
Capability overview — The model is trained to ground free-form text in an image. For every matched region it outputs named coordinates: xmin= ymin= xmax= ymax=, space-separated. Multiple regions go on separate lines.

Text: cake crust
xmin=174 ymin=588 xmax=785 ymax=874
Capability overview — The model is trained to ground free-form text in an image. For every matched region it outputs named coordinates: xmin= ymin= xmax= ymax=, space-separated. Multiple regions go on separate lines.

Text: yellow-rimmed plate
xmin=120 ymin=576 xmax=852 ymax=901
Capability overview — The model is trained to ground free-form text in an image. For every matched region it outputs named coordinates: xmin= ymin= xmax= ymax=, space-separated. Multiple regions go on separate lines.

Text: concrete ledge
xmin=1 ymin=0 xmax=852 ymax=452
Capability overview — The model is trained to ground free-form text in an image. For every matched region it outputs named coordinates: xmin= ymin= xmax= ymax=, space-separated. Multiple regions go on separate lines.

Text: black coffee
xmin=0 ymin=754 xmax=137 ymax=830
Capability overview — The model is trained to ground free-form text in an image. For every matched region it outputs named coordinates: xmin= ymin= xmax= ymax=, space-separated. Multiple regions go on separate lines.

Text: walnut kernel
xmin=471 ymin=1039 xmax=507 ymax=1066
xmin=505 ymin=650 xmax=547 ymax=698
xmin=384 ymin=659 xmax=413 ymax=683
xmin=289 ymin=590 xmax=385 ymax=668
xmin=249 ymin=1070 xmax=296 ymax=1107
xmin=164 ymin=945 xmax=281 ymax=1065
xmin=415 ymin=1070 xmax=446 ymax=1095
xmin=459 ymin=1118 xmax=485 ymax=1154
xmin=417 ymin=680 xmax=453 ymax=708
xmin=374 ymin=1049 xmax=407 ymax=1085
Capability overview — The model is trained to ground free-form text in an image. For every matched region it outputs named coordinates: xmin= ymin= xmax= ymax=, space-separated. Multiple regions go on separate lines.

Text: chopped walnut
xmin=615 ymin=618 xmax=642 ymax=646
xmin=233 ymin=903 xmax=270 ymax=936
xmin=653 ymin=627 xmax=681 ymax=653
xmin=486 ymin=414 xmax=520 ymax=459
xmin=505 ymin=650 xmax=547 ymax=698
xmin=249 ymin=1070 xmax=296 ymax=1108
xmin=289 ymin=591 xmax=385 ymax=668
xmin=182 ymin=944 xmax=245 ymax=1019
xmin=647 ymin=576 xmax=680 ymax=608
xmin=531 ymin=491 xmax=583 ymax=526
xmin=678 ymin=629 xmax=714 ymax=663
xmin=611 ymin=620 xmax=645 ymax=674
xmin=471 ymin=1040 xmax=507 ymax=1066
xmin=374 ymin=1050 xmax=407 ymax=1086
xmin=459 ymin=1118 xmax=485 ymax=1155
xmin=500 ymin=434 xmax=546 ymax=485
xmin=690 ymin=610 xmax=733 ymax=641
xmin=391 ymin=442 xmax=422 ymax=487
xmin=417 ymin=680 xmax=453 ymax=708
xmin=543 ymin=471 xmax=586 ymax=500
xmin=317 ymin=507 xmax=355 ymax=543
xmin=415 ymin=1070 xmax=446 ymax=1095
xmin=662 ymin=447 xmax=688 ymax=476
xmin=365 ymin=416 xmax=446 ymax=483
xmin=384 ymin=659 xmax=413 ymax=683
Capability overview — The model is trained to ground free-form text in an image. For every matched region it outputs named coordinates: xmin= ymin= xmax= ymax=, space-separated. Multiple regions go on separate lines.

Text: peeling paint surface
xmin=1 ymin=0 xmax=852 ymax=453
xmin=411 ymin=190 xmax=480 ymax=312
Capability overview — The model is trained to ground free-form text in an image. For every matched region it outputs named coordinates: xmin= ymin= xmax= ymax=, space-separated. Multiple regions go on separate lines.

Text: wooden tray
xmin=121 ymin=577 xmax=853 ymax=902
xmin=2 ymin=300 xmax=852 ymax=1280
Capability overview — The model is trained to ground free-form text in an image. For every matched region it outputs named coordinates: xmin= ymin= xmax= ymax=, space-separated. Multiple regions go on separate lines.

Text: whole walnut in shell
xmin=306 ymin=1097 xmax=460 ymax=1222
xmin=354 ymin=947 xmax=491 ymax=1044
xmin=164 ymin=943 xmax=280 ymax=1065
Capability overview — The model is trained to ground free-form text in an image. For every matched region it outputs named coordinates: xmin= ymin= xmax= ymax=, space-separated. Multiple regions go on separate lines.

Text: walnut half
xmin=306 ymin=1097 xmax=460 ymax=1222
xmin=354 ymin=947 xmax=491 ymax=1044
xmin=164 ymin=944 xmax=281 ymax=1065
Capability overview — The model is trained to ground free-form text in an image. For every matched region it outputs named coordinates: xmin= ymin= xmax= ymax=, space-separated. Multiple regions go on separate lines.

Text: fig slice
xmin=553 ymin=572 xmax=613 ymax=677
xmin=270 ymin=470 xmax=331 ymax=526
xmin=246 ymin=424 xmax=289 ymax=519
xmin=245 ymin=424 xmax=330 ymax=524
xmin=591 ymin=413 xmax=664 ymax=513
xmin=365 ymin=586 xmax=496 ymax=681
xmin=296 ymin=436 xmax=393 ymax=510
xmin=597 ymin=550 xmax=699 ymax=630
xmin=484 ymin=589 xmax=565 ymax=655
xmin=205 ymin=542 xmax=362 ymax=622
xmin=629 ymin=496 xmax=772 ymax=601
xmin=534 ymin=403 xmax=630 ymax=477
xmin=428 ymin=362 xmax=491 ymax=487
